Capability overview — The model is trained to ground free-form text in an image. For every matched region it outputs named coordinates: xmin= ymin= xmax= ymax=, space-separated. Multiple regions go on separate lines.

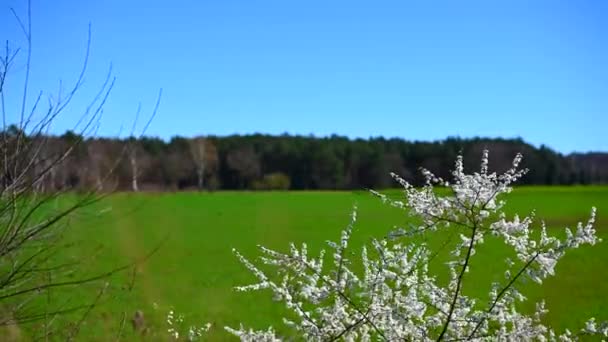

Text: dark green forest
xmin=5 ymin=127 xmax=607 ymax=191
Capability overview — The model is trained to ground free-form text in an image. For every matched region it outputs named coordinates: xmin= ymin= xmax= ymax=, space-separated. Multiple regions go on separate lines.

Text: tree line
xmin=6 ymin=126 xmax=607 ymax=192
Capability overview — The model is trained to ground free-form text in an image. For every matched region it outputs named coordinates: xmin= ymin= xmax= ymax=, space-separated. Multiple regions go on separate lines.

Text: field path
xmin=110 ymin=195 xmax=166 ymax=336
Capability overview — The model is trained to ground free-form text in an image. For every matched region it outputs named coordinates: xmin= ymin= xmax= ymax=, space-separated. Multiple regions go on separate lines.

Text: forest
xmin=6 ymin=126 xmax=607 ymax=191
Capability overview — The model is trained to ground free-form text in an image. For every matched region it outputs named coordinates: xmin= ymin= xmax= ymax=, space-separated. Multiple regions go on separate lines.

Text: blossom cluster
xmin=228 ymin=151 xmax=606 ymax=341
xmin=166 ymin=309 xmax=211 ymax=341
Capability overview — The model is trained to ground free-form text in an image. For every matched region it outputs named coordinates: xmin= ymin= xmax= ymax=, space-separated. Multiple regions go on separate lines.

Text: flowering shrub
xmin=227 ymin=151 xmax=607 ymax=341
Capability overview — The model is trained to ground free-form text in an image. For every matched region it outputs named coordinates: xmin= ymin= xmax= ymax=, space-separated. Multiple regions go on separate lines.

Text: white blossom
xmin=166 ymin=308 xmax=211 ymax=341
xmin=228 ymin=151 xmax=605 ymax=341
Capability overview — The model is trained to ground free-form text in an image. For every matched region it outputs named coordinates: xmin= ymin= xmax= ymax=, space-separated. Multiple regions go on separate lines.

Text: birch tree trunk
xmin=190 ymin=137 xmax=206 ymax=191
xmin=130 ymin=148 xmax=138 ymax=192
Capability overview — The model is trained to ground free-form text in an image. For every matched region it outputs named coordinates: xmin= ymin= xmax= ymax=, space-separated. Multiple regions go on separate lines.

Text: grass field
xmin=22 ymin=186 xmax=608 ymax=340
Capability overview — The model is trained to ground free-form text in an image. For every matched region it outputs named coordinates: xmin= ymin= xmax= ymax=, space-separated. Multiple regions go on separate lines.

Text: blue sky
xmin=1 ymin=0 xmax=607 ymax=153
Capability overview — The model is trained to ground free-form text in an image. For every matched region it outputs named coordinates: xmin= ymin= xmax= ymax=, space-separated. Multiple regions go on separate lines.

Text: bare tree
xmin=226 ymin=146 xmax=261 ymax=189
xmin=189 ymin=136 xmax=218 ymax=190
xmin=86 ymin=139 xmax=106 ymax=191
xmin=0 ymin=1 xmax=161 ymax=338
xmin=126 ymin=101 xmax=159 ymax=192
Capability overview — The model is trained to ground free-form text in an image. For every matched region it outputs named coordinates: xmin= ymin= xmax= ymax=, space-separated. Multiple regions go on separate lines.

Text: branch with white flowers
xmin=228 ymin=151 xmax=607 ymax=341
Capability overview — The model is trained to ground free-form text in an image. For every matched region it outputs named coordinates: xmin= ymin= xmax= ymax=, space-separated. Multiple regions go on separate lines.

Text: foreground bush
xmin=228 ymin=151 xmax=607 ymax=341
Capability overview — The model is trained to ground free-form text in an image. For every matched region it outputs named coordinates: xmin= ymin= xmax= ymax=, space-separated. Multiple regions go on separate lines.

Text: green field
xmin=23 ymin=186 xmax=608 ymax=340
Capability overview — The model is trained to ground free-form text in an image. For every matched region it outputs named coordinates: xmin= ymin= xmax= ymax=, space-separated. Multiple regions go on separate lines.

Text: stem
xmin=467 ymin=251 xmax=540 ymax=339
xmin=437 ymin=222 xmax=478 ymax=341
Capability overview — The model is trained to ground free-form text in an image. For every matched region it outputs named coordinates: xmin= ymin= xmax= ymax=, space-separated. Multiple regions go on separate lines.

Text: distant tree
xmin=310 ymin=142 xmax=345 ymax=189
xmin=226 ymin=146 xmax=261 ymax=189
xmin=126 ymin=99 xmax=159 ymax=192
xmin=163 ymin=136 xmax=193 ymax=189
xmin=86 ymin=138 xmax=117 ymax=191
xmin=189 ymin=136 xmax=219 ymax=190
xmin=127 ymin=137 xmax=141 ymax=191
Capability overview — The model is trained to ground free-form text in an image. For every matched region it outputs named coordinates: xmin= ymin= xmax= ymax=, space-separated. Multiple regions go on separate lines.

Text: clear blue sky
xmin=2 ymin=0 xmax=607 ymax=153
